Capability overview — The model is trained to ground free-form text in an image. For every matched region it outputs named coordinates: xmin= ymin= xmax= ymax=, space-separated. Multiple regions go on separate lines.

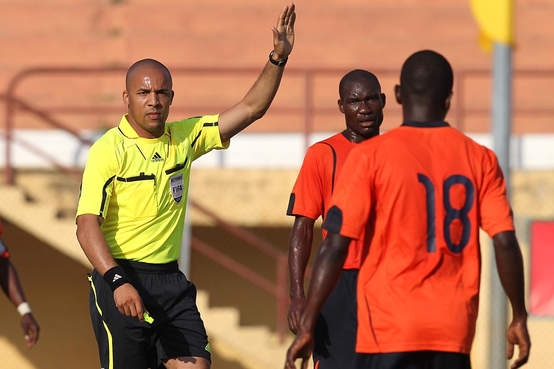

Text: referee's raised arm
xmin=218 ymin=3 xmax=296 ymax=142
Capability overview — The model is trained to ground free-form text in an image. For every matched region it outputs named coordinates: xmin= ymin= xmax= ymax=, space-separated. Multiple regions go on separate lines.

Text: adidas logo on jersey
xmin=152 ymin=152 xmax=164 ymax=162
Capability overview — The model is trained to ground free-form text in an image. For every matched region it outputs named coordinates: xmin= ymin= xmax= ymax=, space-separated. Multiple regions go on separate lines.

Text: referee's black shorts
xmin=88 ymin=259 xmax=210 ymax=369
xmin=355 ymin=351 xmax=471 ymax=369
xmin=313 ymin=269 xmax=360 ymax=369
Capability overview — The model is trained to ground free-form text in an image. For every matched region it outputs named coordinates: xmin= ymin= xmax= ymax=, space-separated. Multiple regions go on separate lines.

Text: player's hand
xmin=506 ymin=317 xmax=531 ymax=369
xmin=20 ymin=313 xmax=40 ymax=348
xmin=287 ymin=296 xmax=306 ymax=334
xmin=272 ymin=3 xmax=296 ymax=60
xmin=284 ymin=329 xmax=313 ymax=369
xmin=114 ymin=283 xmax=145 ymax=321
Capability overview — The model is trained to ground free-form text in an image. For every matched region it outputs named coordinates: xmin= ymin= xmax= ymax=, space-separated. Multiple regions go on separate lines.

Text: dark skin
xmin=0 ymin=257 xmax=40 ymax=348
xmin=492 ymin=231 xmax=530 ymax=369
xmin=287 ymin=71 xmax=385 ymax=334
xmin=287 ymin=216 xmax=314 ymax=334
xmin=338 ymin=72 xmax=386 ymax=142
xmin=286 ymin=233 xmax=350 ymax=369
xmin=285 ymin=53 xmax=530 ymax=369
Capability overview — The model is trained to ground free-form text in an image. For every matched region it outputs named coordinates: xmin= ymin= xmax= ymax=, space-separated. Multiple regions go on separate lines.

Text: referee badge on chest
xmin=170 ymin=173 xmax=184 ymax=203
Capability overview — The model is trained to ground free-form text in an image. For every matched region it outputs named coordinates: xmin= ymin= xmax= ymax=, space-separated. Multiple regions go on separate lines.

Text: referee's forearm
xmin=76 ymin=214 xmax=117 ymax=274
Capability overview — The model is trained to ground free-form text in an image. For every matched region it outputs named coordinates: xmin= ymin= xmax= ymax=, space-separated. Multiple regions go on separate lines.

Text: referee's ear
xmin=169 ymin=90 xmax=175 ymax=106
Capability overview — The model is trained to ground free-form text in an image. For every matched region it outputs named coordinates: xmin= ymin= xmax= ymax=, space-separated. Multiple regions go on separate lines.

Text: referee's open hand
xmin=114 ymin=283 xmax=145 ymax=321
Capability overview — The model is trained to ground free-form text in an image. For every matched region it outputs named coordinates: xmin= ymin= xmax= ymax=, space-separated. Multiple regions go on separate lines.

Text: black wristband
xmin=103 ymin=265 xmax=131 ymax=292
xmin=269 ymin=50 xmax=288 ymax=67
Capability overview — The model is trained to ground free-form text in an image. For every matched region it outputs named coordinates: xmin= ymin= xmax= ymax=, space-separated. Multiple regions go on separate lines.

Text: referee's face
xmin=124 ymin=65 xmax=174 ymax=138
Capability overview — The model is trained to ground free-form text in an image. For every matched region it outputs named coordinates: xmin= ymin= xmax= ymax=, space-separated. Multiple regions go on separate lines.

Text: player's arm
xmin=218 ymin=3 xmax=295 ymax=141
xmin=285 ymin=232 xmax=351 ymax=369
xmin=76 ymin=214 xmax=117 ymax=274
xmin=0 ymin=255 xmax=40 ymax=348
xmin=288 ymin=215 xmax=315 ymax=333
xmin=76 ymin=214 xmax=146 ymax=321
xmin=492 ymin=230 xmax=531 ymax=369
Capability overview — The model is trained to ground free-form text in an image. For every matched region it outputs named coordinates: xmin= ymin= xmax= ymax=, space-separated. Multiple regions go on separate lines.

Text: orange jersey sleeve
xmin=288 ymin=133 xmax=371 ymax=269
xmin=287 ymin=141 xmax=335 ymax=220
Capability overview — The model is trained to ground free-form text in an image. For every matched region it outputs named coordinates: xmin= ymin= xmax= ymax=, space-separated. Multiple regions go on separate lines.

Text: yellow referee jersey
xmin=76 ymin=114 xmax=229 ymax=263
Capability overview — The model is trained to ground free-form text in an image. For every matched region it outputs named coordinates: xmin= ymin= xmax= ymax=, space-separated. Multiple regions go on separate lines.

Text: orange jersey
xmin=324 ymin=122 xmax=514 ymax=354
xmin=287 ymin=132 xmax=369 ymax=269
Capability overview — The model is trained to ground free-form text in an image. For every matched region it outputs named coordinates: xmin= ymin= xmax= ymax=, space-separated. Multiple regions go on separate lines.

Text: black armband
xmin=103 ymin=265 xmax=131 ymax=292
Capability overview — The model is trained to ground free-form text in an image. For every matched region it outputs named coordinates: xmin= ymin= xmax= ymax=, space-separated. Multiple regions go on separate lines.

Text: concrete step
xmin=0 ymin=184 xmax=89 ymax=267
xmin=197 ymin=290 xmax=304 ymax=369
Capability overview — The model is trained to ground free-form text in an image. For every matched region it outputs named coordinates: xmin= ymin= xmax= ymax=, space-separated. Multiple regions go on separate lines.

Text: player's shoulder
xmin=308 ymin=132 xmax=347 ymax=152
xmin=168 ymin=114 xmax=219 ymax=130
xmin=89 ymin=126 xmax=122 ymax=150
xmin=166 ymin=115 xmax=220 ymax=143
xmin=312 ymin=132 xmax=342 ymax=144
xmin=86 ymin=126 xmax=133 ymax=163
xmin=299 ymin=135 xmax=340 ymax=165
xmin=455 ymin=130 xmax=497 ymax=158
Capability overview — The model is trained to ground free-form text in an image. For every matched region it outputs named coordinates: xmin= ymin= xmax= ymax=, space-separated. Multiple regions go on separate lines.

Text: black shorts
xmin=88 ymin=260 xmax=210 ymax=369
xmin=313 ymin=269 xmax=360 ymax=369
xmin=355 ymin=351 xmax=471 ymax=369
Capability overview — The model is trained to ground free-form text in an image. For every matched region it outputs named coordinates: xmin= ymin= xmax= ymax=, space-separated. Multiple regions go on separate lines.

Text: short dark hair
xmin=339 ymin=69 xmax=381 ymax=99
xmin=400 ymin=50 xmax=453 ymax=104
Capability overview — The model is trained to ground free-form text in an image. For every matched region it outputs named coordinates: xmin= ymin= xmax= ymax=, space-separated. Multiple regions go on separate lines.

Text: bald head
xmin=339 ymin=69 xmax=381 ymax=99
xmin=126 ymin=58 xmax=172 ymax=91
xmin=123 ymin=58 xmax=175 ymax=138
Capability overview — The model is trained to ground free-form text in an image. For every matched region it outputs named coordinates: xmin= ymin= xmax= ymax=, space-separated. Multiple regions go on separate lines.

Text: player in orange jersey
xmin=285 ymin=50 xmax=530 ymax=369
xmin=0 ymin=219 xmax=40 ymax=348
xmin=287 ymin=69 xmax=385 ymax=369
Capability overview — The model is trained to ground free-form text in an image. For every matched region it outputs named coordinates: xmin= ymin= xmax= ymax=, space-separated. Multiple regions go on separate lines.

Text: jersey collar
xmin=402 ymin=121 xmax=450 ymax=128
xmin=118 ymin=114 xmax=170 ymax=139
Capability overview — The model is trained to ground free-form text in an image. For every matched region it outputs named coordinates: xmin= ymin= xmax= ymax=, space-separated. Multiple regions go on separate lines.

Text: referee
xmin=76 ymin=4 xmax=295 ymax=369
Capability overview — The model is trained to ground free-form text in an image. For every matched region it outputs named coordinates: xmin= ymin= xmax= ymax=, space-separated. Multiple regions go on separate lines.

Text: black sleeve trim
xmin=322 ymin=205 xmax=343 ymax=234
xmin=99 ymin=176 xmax=116 ymax=214
xmin=286 ymin=193 xmax=296 ymax=215
xmin=191 ymin=131 xmax=202 ymax=149
xmin=191 ymin=121 xmax=219 ymax=149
